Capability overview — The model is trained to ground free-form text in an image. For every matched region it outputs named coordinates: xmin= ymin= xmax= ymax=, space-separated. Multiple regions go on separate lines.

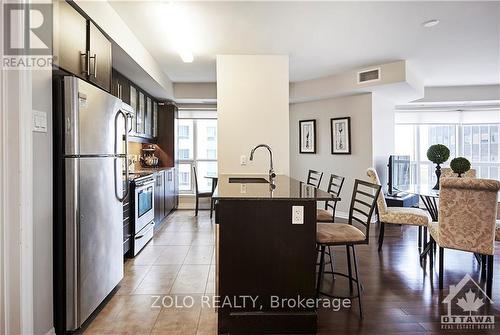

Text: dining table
xmin=204 ymin=175 xmax=218 ymax=196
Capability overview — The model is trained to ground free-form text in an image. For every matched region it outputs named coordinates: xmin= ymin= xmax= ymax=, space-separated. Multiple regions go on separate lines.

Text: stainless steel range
xmin=131 ymin=173 xmax=155 ymax=255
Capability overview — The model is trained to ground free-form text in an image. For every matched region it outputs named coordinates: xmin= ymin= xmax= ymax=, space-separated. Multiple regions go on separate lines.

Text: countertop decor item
xmin=426 ymin=144 xmax=450 ymax=190
xmin=450 ymin=157 xmax=471 ymax=177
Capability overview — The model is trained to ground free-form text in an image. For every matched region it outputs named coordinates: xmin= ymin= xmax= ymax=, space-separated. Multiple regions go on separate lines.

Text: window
xmin=179 ymin=125 xmax=190 ymax=139
xmin=177 ymin=118 xmax=217 ymax=193
xmin=395 ymin=119 xmax=500 ymax=184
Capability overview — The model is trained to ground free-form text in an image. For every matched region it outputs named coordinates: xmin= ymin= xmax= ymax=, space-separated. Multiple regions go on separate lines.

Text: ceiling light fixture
xmin=163 ymin=2 xmax=194 ymax=63
xmin=422 ymin=19 xmax=440 ymax=28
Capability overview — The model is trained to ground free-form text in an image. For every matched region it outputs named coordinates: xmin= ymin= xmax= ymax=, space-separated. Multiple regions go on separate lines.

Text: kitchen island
xmin=213 ymin=175 xmax=339 ymax=334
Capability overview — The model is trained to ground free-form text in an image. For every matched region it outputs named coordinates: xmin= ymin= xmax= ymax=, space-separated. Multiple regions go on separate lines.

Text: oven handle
xmin=135 ymin=222 xmax=155 ymax=239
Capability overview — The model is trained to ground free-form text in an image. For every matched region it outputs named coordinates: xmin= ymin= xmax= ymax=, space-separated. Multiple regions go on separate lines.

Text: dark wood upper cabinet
xmin=88 ymin=22 xmax=112 ymax=91
xmin=53 ymin=1 xmax=112 ymax=92
xmin=112 ymin=70 xmax=131 ymax=105
xmin=53 ymin=1 xmax=87 ymax=79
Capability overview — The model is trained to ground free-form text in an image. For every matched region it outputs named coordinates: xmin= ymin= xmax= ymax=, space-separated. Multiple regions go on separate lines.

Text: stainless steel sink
xmin=228 ymin=177 xmax=269 ymax=184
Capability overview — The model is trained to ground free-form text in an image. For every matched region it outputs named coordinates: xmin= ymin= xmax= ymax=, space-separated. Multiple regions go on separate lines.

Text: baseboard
xmin=335 ymin=211 xmax=349 ymax=220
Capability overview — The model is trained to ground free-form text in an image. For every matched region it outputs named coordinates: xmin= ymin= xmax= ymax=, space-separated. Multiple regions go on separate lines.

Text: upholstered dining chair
xmin=307 ymin=169 xmax=324 ymax=188
xmin=428 ymin=177 xmax=500 ymax=297
xmin=441 ymin=167 xmax=476 ymax=178
xmin=316 ymin=179 xmax=381 ymax=318
xmin=366 ymin=168 xmax=431 ymax=251
xmin=317 ymin=174 xmax=345 ymax=222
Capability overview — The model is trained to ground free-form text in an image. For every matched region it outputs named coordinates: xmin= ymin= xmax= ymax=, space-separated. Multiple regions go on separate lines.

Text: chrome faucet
xmin=249 ymin=144 xmax=276 ymax=183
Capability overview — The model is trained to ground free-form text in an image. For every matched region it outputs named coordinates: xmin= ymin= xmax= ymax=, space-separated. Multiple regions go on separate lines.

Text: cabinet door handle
xmin=89 ymin=53 xmax=97 ymax=78
xmin=80 ymin=52 xmax=89 ymax=76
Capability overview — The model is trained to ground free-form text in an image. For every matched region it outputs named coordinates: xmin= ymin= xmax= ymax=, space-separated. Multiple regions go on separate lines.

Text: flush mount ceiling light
xmin=422 ymin=19 xmax=440 ymax=28
xmin=163 ymin=2 xmax=194 ymax=63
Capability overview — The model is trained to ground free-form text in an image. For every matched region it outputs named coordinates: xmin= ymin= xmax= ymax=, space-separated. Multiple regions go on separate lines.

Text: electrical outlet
xmin=292 ymin=206 xmax=304 ymax=224
xmin=240 ymin=155 xmax=247 ymax=166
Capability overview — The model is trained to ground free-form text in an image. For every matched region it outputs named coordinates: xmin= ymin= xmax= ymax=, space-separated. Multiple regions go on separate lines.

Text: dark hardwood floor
xmin=318 ymin=218 xmax=500 ymax=334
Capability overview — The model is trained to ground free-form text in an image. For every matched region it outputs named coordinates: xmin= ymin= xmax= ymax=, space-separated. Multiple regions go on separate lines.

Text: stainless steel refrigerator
xmin=54 ymin=76 xmax=129 ymax=333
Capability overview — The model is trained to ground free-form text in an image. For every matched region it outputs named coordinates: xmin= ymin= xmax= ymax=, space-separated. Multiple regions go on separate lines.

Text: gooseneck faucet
xmin=249 ymin=144 xmax=276 ymax=183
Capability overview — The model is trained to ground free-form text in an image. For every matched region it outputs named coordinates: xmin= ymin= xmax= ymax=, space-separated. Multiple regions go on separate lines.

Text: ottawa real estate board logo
xmin=441 ymin=274 xmax=495 ymax=330
xmin=3 ymin=2 xmax=53 ymax=69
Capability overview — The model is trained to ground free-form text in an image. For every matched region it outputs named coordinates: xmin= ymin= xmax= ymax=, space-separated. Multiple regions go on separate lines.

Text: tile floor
xmin=84 ymin=209 xmax=500 ymax=335
xmin=84 ymin=210 xmax=217 ymax=335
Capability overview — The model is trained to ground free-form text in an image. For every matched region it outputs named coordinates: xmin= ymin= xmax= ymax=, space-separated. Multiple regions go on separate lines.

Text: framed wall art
xmin=331 ymin=117 xmax=351 ymax=154
xmin=299 ymin=119 xmax=316 ymax=154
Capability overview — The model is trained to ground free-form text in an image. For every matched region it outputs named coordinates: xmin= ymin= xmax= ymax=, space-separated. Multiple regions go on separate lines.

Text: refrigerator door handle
xmin=114 ymin=110 xmax=129 ymax=202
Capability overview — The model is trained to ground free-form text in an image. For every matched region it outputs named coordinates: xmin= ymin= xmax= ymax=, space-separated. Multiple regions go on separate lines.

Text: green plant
xmin=426 ymin=144 xmax=450 ymax=164
xmin=450 ymin=157 xmax=471 ymax=176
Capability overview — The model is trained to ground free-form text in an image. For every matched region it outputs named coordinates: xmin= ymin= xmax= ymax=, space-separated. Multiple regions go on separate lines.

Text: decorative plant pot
xmin=433 ymin=164 xmax=441 ymax=190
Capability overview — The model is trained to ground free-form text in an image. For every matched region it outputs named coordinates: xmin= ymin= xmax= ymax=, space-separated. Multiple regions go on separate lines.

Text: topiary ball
xmin=450 ymin=157 xmax=471 ymax=176
xmin=426 ymin=144 xmax=450 ymax=164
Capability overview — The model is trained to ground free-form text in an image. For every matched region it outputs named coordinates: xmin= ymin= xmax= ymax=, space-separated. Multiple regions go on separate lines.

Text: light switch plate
xmin=292 ymin=206 xmax=304 ymax=224
xmin=33 ymin=110 xmax=47 ymax=133
xmin=240 ymin=155 xmax=247 ymax=166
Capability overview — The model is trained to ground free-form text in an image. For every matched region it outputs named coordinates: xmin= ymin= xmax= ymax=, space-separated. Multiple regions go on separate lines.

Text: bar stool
xmin=307 ymin=169 xmax=323 ymax=188
xmin=317 ymin=174 xmax=345 ymax=222
xmin=316 ymin=174 xmax=345 ymax=279
xmin=316 ymin=179 xmax=381 ymax=318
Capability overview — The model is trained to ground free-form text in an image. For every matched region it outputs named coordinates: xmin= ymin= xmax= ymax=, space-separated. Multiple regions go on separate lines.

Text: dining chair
xmin=367 ymin=168 xmax=431 ymax=251
xmin=316 ymin=179 xmax=381 ymax=318
xmin=193 ymin=166 xmax=213 ymax=217
xmin=307 ymin=169 xmax=324 ymax=188
xmin=441 ymin=167 xmax=476 ymax=178
xmin=317 ymin=174 xmax=345 ymax=222
xmin=428 ymin=177 xmax=500 ymax=297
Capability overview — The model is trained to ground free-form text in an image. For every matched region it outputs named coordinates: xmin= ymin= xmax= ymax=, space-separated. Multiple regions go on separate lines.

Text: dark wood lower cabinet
xmin=154 ymin=168 xmax=178 ymax=230
xmin=123 ymin=180 xmax=133 ymax=256
xmin=216 ymin=199 xmax=317 ymax=334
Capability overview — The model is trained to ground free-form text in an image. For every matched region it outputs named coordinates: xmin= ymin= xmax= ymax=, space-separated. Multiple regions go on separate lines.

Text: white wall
xmin=289 ymin=94 xmax=373 ymax=215
xmin=414 ymin=84 xmax=500 ymax=103
xmin=32 ymin=70 xmax=54 ymax=335
xmin=371 ymin=94 xmax=395 ymax=190
xmin=217 ymin=55 xmax=290 ymax=175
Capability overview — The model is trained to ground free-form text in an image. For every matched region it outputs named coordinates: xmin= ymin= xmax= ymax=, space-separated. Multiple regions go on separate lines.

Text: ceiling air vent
xmin=357 ymin=68 xmax=380 ymax=84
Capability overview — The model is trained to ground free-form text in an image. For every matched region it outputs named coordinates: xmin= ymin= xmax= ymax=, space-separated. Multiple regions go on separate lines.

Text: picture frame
xmin=299 ymin=119 xmax=316 ymax=154
xmin=331 ymin=117 xmax=351 ymax=154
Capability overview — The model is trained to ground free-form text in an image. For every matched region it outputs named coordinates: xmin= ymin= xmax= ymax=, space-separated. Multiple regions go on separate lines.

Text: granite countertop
xmin=213 ymin=174 xmax=339 ymax=201
xmin=134 ymin=166 xmax=174 ymax=173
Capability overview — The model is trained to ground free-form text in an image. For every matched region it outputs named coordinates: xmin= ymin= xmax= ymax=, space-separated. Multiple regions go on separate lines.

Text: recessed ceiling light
xmin=422 ymin=19 xmax=440 ymax=28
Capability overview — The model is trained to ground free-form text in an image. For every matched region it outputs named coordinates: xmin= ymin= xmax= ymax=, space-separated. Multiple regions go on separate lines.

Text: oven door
xmin=135 ymin=181 xmax=155 ymax=233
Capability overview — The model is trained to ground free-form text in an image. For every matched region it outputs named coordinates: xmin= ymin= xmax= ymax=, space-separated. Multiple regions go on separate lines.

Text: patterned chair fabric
xmin=430 ymin=177 xmax=500 ymax=255
xmin=496 ymin=220 xmax=500 ymax=241
xmin=366 ymin=168 xmax=388 ymax=214
xmin=441 ymin=167 xmax=476 ymax=178
xmin=366 ymin=168 xmax=430 ymax=226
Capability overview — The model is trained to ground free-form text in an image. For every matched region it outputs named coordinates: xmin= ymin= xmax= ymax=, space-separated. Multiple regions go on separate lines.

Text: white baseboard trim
xmin=335 ymin=211 xmax=349 ymax=220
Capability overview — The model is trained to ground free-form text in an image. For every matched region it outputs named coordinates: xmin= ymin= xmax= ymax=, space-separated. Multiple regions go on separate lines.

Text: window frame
xmin=177 ymin=118 xmax=218 ymax=194
xmin=395 ymin=122 xmax=500 ymax=184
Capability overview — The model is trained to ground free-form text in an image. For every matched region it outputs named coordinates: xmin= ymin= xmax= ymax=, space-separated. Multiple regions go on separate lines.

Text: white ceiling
xmin=110 ymin=1 xmax=500 ymax=86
